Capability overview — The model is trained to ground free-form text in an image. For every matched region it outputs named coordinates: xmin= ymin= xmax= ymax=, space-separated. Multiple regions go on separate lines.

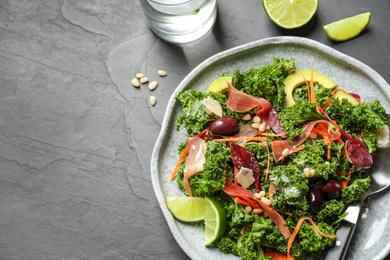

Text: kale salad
xmin=168 ymin=57 xmax=389 ymax=260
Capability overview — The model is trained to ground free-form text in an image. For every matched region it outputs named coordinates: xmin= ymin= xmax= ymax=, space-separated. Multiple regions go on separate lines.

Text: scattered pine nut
xmin=245 ymin=205 xmax=253 ymax=214
xmin=253 ymin=208 xmax=263 ymax=214
xmin=303 ymin=167 xmax=311 ymax=178
xmin=136 ymin=73 xmax=144 ymax=79
xmin=132 ymin=78 xmax=140 ymax=88
xmin=259 ymin=122 xmax=267 ymax=132
xmin=251 ymin=123 xmax=261 ymax=129
xmin=140 ymin=77 xmax=149 ymax=84
xmin=259 ymin=190 xmax=266 ymax=198
xmin=158 ymin=70 xmax=167 ymax=77
xmin=309 ymin=169 xmax=316 ymax=178
xmin=282 ymin=148 xmax=290 ymax=157
xmin=149 ymin=81 xmax=158 ymax=90
xmin=261 ymin=197 xmax=271 ymax=206
xmin=241 ymin=114 xmax=252 ymax=121
xmin=325 ymin=161 xmax=331 ymax=165
xmin=253 ymin=116 xmax=261 ymax=123
xmin=150 ymin=96 xmax=157 ymax=106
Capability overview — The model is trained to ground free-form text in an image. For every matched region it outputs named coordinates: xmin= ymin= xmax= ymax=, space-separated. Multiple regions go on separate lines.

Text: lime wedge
xmin=166 ymin=197 xmax=207 ymax=222
xmin=206 ymin=76 xmax=233 ymax=93
xmin=204 ymin=196 xmax=227 ymax=246
xmin=262 ymin=0 xmax=318 ymax=29
xmin=323 ymin=12 xmax=371 ymax=41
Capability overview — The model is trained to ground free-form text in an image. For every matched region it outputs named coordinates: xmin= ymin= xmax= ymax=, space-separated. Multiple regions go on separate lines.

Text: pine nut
xmin=158 ymin=70 xmax=167 ymax=77
xmin=303 ymin=167 xmax=310 ymax=178
xmin=309 ymin=132 xmax=317 ymax=139
xmin=259 ymin=122 xmax=267 ymax=132
xmin=149 ymin=81 xmax=158 ymax=90
xmin=245 ymin=205 xmax=252 ymax=214
xmin=205 ymin=107 xmax=213 ymax=115
xmin=254 ymin=192 xmax=262 ymax=199
xmin=150 ymin=96 xmax=157 ymax=106
xmin=136 ymin=73 xmax=144 ymax=79
xmin=259 ymin=191 xmax=266 ymax=198
xmin=282 ymin=148 xmax=290 ymax=157
xmin=253 ymin=116 xmax=261 ymax=123
xmin=309 ymin=169 xmax=316 ymax=178
xmin=241 ymin=114 xmax=252 ymax=121
xmin=140 ymin=77 xmax=149 ymax=84
xmin=325 ymin=161 xmax=330 ymax=165
xmin=132 ymin=78 xmax=140 ymax=88
xmin=253 ymin=208 xmax=263 ymax=214
xmin=251 ymin=123 xmax=261 ymax=129
xmin=261 ymin=197 xmax=271 ymax=206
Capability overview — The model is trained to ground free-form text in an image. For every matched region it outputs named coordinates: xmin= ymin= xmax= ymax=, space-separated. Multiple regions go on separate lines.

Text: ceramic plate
xmin=151 ymin=36 xmax=390 ymax=260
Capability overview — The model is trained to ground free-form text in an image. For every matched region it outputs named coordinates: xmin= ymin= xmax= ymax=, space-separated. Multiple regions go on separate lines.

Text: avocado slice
xmin=333 ymin=90 xmax=359 ymax=105
xmin=206 ymin=76 xmax=233 ymax=93
xmin=284 ymin=70 xmax=337 ymax=108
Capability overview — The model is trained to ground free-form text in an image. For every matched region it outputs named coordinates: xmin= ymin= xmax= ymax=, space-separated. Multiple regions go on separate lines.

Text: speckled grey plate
xmin=151 ymin=36 xmax=390 ymax=260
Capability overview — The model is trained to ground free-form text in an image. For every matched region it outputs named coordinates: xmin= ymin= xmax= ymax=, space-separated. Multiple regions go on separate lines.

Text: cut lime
xmin=204 ymin=196 xmax=227 ymax=246
xmin=166 ymin=197 xmax=207 ymax=222
xmin=323 ymin=12 xmax=371 ymax=41
xmin=262 ymin=0 xmax=318 ymax=29
xmin=206 ymin=76 xmax=233 ymax=93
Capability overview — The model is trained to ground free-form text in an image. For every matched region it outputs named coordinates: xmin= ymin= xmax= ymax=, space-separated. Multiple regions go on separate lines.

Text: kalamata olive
xmin=307 ymin=188 xmax=324 ymax=212
xmin=321 ymin=180 xmax=342 ymax=199
xmin=210 ymin=117 xmax=239 ymax=136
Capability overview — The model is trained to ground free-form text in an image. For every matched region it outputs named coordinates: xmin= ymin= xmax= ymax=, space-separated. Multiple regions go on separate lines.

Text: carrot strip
xmin=269 ymin=183 xmax=275 ymax=202
xmin=282 ymin=64 xmax=311 ymax=102
xmin=265 ymin=249 xmax=288 ymax=260
xmin=234 ymin=197 xmax=250 ymax=206
xmin=287 ymin=218 xmax=336 ymax=259
xmin=310 ymin=65 xmax=317 ymax=103
xmin=215 ymin=136 xmax=267 ymax=143
xmin=269 ymin=140 xmax=283 ymax=145
xmin=262 ymin=141 xmax=271 ymax=181
xmin=361 ymin=128 xmax=364 ymax=138
xmin=170 ymin=145 xmax=190 ymax=182
xmin=327 ymin=148 xmax=331 ymax=160
xmin=323 ymin=98 xmax=333 ymax=110
xmin=340 ymin=167 xmax=352 ymax=189
xmin=261 ymin=133 xmax=287 ymax=137
xmin=291 ymin=144 xmax=305 ymax=154
xmin=239 ymin=196 xmax=258 ymax=209
xmin=234 ymin=165 xmax=239 ymax=185
xmin=170 ymin=127 xmax=209 ymax=182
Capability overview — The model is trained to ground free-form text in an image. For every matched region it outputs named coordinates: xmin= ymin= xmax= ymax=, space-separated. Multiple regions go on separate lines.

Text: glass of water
xmin=139 ymin=0 xmax=217 ymax=44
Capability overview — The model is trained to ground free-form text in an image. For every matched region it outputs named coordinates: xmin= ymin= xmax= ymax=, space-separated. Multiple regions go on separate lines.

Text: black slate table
xmin=1 ymin=1 xmax=389 ymax=259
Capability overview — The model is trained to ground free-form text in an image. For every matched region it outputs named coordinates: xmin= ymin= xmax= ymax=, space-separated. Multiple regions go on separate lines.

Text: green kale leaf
xmin=292 ymin=82 xmax=333 ymax=107
xmin=314 ymin=200 xmax=345 ymax=227
xmin=298 ymin=221 xmax=335 ymax=257
xmin=342 ymin=177 xmax=371 ymax=205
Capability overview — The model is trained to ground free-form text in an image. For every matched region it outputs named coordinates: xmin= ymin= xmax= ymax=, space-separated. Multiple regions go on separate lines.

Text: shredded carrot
xmin=291 ymin=144 xmax=306 ymax=154
xmin=340 ymin=167 xmax=352 ymax=189
xmin=282 ymin=64 xmax=311 ymax=102
xmin=327 ymin=148 xmax=331 ymax=160
xmin=323 ymin=98 xmax=333 ymax=110
xmin=237 ymin=196 xmax=258 ymax=209
xmin=215 ymin=136 xmax=267 ymax=143
xmin=311 ymin=127 xmax=331 ymax=146
xmin=361 ymin=128 xmax=364 ymax=138
xmin=310 ymin=65 xmax=317 ymax=103
xmin=269 ymin=183 xmax=275 ymax=202
xmin=262 ymin=141 xmax=271 ymax=181
xmin=265 ymin=249 xmax=288 ymax=260
xmin=170 ymin=127 xmax=209 ymax=182
xmin=261 ymin=133 xmax=286 ymax=137
xmin=269 ymin=140 xmax=283 ymax=145
xmin=287 ymin=218 xmax=337 ymax=259
xmin=332 ymin=88 xmax=366 ymax=105
xmin=170 ymin=145 xmax=190 ymax=182
xmin=275 ymin=209 xmax=291 ymax=215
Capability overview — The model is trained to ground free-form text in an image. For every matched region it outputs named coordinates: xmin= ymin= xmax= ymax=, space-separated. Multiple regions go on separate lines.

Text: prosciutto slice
xmin=222 ymin=176 xmax=291 ymax=239
xmin=183 ymin=137 xmax=207 ymax=197
xmin=255 ymin=98 xmax=272 ymax=119
xmin=267 ymin=109 xmax=288 ymax=139
xmin=226 ymin=82 xmax=262 ymax=112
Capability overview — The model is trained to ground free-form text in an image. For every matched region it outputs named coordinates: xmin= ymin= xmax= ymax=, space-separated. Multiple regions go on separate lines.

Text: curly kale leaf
xmin=325 ymin=98 xmax=387 ymax=153
xmin=268 ymin=164 xmax=310 ymax=218
xmin=342 ymin=177 xmax=371 ymax=205
xmin=190 ymin=141 xmax=232 ymax=197
xmin=232 ymin=57 xmax=295 ymax=111
xmin=293 ymin=82 xmax=333 ymax=107
xmin=299 ymin=221 xmax=336 ymax=257
xmin=278 ymin=100 xmax=325 ymax=140
xmin=314 ymin=200 xmax=345 ymax=227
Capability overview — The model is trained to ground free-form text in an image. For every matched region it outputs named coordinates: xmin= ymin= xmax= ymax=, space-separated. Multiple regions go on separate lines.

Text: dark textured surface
xmin=0 ymin=1 xmax=389 ymax=259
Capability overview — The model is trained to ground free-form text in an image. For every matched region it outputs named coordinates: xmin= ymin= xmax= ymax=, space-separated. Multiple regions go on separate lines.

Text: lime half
xmin=323 ymin=12 xmax=371 ymax=41
xmin=204 ymin=196 xmax=227 ymax=246
xmin=166 ymin=197 xmax=207 ymax=222
xmin=262 ymin=0 xmax=318 ymax=29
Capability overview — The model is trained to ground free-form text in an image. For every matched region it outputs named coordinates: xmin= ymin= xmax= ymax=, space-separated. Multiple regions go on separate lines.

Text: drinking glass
xmin=139 ymin=0 xmax=217 ymax=44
